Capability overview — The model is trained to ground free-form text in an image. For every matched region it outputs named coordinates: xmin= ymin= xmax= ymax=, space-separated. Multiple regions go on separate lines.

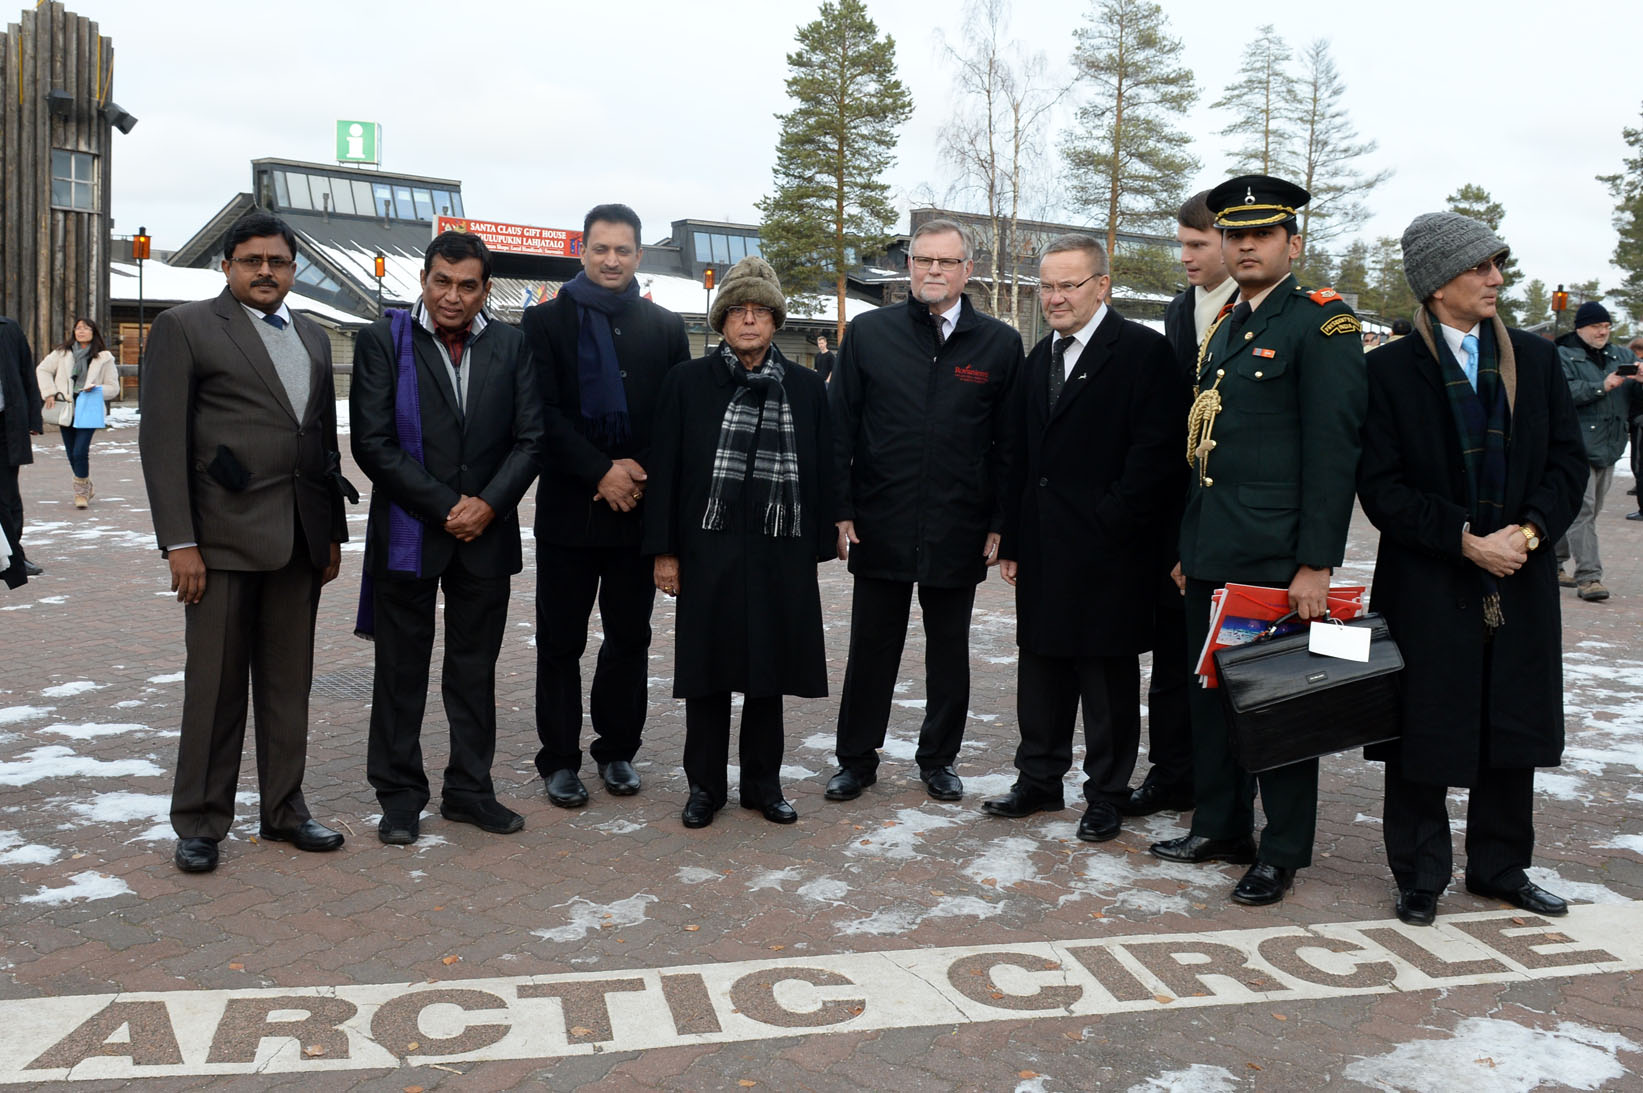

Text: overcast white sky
xmin=93 ymin=0 xmax=1641 ymax=296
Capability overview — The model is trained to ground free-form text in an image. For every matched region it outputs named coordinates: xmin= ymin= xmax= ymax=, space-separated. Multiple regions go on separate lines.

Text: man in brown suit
xmin=139 ymin=211 xmax=349 ymax=873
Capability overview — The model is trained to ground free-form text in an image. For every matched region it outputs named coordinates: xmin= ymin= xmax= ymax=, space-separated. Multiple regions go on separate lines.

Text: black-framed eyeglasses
xmin=1037 ymin=273 xmax=1103 ymax=297
xmin=910 ymin=255 xmax=966 ymax=271
xmin=229 ymin=255 xmax=295 ymax=271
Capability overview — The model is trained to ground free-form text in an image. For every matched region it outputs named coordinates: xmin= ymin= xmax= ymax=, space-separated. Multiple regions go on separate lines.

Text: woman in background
xmin=37 ymin=317 xmax=118 ymax=509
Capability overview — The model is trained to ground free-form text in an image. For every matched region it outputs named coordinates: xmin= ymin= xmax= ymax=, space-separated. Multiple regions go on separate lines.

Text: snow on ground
xmin=837 ymin=895 xmax=1002 ymax=936
xmin=1342 ymin=1017 xmax=1639 ymax=1092
xmin=844 ymin=807 xmax=963 ymax=861
xmin=0 ymin=746 xmax=164 ymax=786
xmin=675 ymin=866 xmax=721 ymax=885
xmin=38 ymin=723 xmax=153 ymax=741
xmin=532 ymin=893 xmax=658 ymax=943
xmin=0 ymin=830 xmax=60 ymax=865
xmin=39 ymin=681 xmax=100 ymax=698
xmin=1125 ymin=1066 xmax=1239 ymax=1093
xmin=19 ymin=871 xmax=133 ymax=905
xmin=0 ymin=706 xmax=53 ymax=725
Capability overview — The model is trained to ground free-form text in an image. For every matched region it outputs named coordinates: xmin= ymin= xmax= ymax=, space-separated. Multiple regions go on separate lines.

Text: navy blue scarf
xmin=558 ymin=271 xmax=638 ymax=445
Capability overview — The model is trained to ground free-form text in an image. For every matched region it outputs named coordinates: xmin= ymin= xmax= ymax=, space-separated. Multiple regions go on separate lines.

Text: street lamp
xmin=702 ymin=267 xmax=715 ymax=355
xmin=374 ymin=253 xmax=386 ymax=314
xmin=134 ymin=226 xmax=150 ymax=407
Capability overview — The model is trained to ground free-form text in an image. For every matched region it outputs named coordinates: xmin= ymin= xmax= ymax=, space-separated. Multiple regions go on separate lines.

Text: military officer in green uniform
xmin=1149 ymin=175 xmax=1368 ymax=906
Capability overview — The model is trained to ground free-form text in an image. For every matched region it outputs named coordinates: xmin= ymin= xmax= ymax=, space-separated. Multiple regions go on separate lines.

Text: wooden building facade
xmin=0 ymin=3 xmax=117 ymax=358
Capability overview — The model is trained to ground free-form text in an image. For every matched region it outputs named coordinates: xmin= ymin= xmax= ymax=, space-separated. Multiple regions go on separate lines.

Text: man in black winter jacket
xmin=824 ymin=218 xmax=1024 ymax=805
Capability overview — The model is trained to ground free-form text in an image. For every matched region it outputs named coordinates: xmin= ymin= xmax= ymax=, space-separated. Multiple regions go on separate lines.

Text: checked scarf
xmin=703 ymin=343 xmax=802 ymax=537
xmin=1426 ymin=310 xmax=1511 ymax=630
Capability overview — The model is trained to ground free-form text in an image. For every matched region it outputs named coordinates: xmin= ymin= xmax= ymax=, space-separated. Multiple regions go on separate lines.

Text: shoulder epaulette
xmin=1304 ymin=287 xmax=1342 ymax=306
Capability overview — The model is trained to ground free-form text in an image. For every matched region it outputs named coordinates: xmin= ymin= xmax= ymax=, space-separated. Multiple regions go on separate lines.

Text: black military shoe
xmin=1231 ymin=861 xmax=1296 ymax=906
xmin=174 ymin=837 xmax=218 ymax=873
xmin=1395 ymin=888 xmax=1438 ymax=926
xmin=598 ymin=760 xmax=641 ymax=796
xmin=1076 ymin=801 xmax=1122 ymax=842
xmin=824 ymin=768 xmax=875 ymax=801
xmin=545 ymin=769 xmax=590 ymax=808
xmin=980 ymin=784 xmax=1064 ymax=818
xmin=1149 ymin=833 xmax=1257 ymax=864
xmin=1465 ymin=878 xmax=1568 ymax=916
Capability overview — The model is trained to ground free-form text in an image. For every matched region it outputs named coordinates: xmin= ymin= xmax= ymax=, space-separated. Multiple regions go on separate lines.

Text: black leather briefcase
xmin=1212 ymin=612 xmax=1403 ymax=773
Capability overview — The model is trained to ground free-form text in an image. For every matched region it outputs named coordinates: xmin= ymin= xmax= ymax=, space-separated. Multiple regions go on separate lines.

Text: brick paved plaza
xmin=2 ymin=411 xmax=1640 ymax=1090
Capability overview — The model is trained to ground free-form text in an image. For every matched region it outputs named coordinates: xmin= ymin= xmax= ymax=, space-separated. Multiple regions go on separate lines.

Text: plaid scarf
xmin=703 ymin=343 xmax=802 ymax=537
xmin=1428 ymin=311 xmax=1511 ymax=630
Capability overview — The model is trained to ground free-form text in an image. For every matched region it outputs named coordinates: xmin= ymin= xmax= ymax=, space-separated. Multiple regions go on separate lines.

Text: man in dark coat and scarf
xmin=1357 ymin=211 xmax=1586 ymax=926
xmin=644 ymin=256 xmax=835 ymax=830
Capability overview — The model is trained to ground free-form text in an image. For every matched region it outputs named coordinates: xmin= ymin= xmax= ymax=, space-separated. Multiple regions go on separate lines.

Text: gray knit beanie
xmin=709 ymin=256 xmax=787 ymax=332
xmin=1400 ymin=212 xmax=1509 ymax=303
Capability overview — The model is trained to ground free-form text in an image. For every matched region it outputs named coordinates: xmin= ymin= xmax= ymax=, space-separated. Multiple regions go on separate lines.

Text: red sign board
xmin=434 ymin=215 xmax=582 ymax=258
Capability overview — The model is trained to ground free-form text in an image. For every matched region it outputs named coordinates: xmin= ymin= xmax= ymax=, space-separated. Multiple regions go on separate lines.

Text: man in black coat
xmin=0 ymin=315 xmax=42 ymax=578
xmin=991 ymin=234 xmax=1180 ymax=842
xmin=523 ymin=204 xmax=688 ymax=808
xmin=1127 ymin=191 xmax=1239 ymax=818
xmin=1357 ymin=212 xmax=1586 ymax=925
xmin=352 ymin=231 xmax=544 ymax=845
xmin=825 ymin=218 xmax=1024 ymax=804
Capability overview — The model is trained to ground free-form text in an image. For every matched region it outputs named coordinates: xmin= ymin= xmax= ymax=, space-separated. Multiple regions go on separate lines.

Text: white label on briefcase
xmin=1309 ymin=621 xmax=1370 ymax=662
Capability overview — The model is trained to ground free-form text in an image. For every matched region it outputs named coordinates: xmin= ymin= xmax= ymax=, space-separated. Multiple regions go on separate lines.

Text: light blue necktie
xmin=1461 ymin=333 xmax=1479 ymax=391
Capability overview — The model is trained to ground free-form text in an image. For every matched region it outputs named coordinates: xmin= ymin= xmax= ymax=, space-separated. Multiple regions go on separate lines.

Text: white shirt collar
xmin=241 ymin=300 xmax=293 ymax=327
xmin=1054 ymin=303 xmax=1108 ymax=378
xmin=934 ymin=298 xmax=963 ymax=337
xmin=1439 ymin=320 xmax=1481 ymax=362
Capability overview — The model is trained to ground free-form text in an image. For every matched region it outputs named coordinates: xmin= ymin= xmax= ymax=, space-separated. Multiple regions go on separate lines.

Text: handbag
xmin=71 ymin=387 xmax=105 ymax=429
xmin=1212 ymin=611 xmax=1403 ymax=772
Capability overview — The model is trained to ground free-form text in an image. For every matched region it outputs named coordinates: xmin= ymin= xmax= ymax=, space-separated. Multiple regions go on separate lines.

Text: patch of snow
xmin=594 ymin=819 xmax=645 ymax=836
xmin=0 ymin=746 xmax=165 ymax=786
xmin=747 ymin=867 xmax=801 ymax=891
xmin=0 ymin=705 xmax=53 ymax=725
xmin=1342 ymin=1017 xmax=1638 ymax=1092
xmin=838 ymin=895 xmax=1001 ymax=936
xmin=533 ymin=893 xmax=658 ymax=943
xmin=1523 ymin=867 xmax=1626 ymax=906
xmin=963 ymin=837 xmax=1044 ymax=890
xmin=675 ymin=866 xmax=721 ymax=885
xmin=0 ymin=830 xmax=60 ymax=865
xmin=1126 ymin=1065 xmax=1239 ymax=1093
xmin=796 ymin=877 xmax=851 ymax=903
xmin=1597 ymin=833 xmax=1643 ymax=856
xmin=39 ymin=722 xmax=151 ymax=740
xmin=146 ymin=672 xmax=185 ymax=684
xmin=20 ymin=871 xmax=133 ymax=905
xmin=40 ymin=681 xmax=101 ymax=698
xmin=844 ymin=807 xmax=963 ymax=861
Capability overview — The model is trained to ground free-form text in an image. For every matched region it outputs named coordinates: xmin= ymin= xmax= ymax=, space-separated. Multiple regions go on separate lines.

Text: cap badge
xmin=1244 ymin=188 xmax=1255 ymax=204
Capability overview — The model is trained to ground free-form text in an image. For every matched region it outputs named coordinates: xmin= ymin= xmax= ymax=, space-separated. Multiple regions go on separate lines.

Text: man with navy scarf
xmin=524 ymin=203 xmax=690 ymax=808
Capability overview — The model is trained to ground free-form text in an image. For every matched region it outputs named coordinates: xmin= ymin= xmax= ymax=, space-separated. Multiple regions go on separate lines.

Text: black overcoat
xmin=522 ymin=292 xmax=689 ymax=548
xmin=829 ymin=296 xmax=1022 ymax=587
xmin=1 ymin=317 xmax=40 ymax=468
xmin=1000 ymin=309 xmax=1183 ymax=657
xmin=1356 ymin=318 xmax=1586 ymax=785
xmin=643 ymin=347 xmax=835 ymax=699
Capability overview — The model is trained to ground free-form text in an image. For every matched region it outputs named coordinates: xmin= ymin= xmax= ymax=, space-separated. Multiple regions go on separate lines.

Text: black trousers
xmin=367 ymin=556 xmax=510 ymax=814
xmin=533 ymin=542 xmax=656 ymax=777
xmin=1383 ymin=758 xmax=1534 ymax=893
xmin=684 ymin=693 xmax=784 ymax=807
xmin=1013 ymin=649 xmax=1140 ymax=805
xmin=1142 ymin=569 xmax=1193 ymax=791
xmin=0 ymin=416 xmax=23 ymax=561
xmin=1183 ymin=579 xmax=1318 ymax=868
xmin=172 ymin=543 xmax=321 ymax=841
xmin=835 ymin=576 xmax=976 ymax=775
xmin=1631 ymin=419 xmax=1643 ymax=514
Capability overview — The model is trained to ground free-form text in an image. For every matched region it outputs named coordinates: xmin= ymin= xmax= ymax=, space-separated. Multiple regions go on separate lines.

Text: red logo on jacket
xmin=953 ymin=365 xmax=990 ymax=384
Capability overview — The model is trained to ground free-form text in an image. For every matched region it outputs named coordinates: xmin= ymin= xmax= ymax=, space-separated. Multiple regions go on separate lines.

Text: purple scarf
xmin=355 ymin=310 xmax=425 ymax=638
xmin=558 ymin=271 xmax=637 ymax=445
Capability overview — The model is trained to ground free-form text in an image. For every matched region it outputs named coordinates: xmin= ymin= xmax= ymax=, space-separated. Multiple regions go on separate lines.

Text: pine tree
xmin=1598 ymin=103 xmax=1643 ymax=317
xmin=1363 ymin=236 xmax=1416 ymax=322
xmin=1334 ymin=239 xmax=1370 ymax=304
xmin=1061 ymin=0 xmax=1198 ymax=258
xmin=1521 ymin=278 xmax=1551 ymax=327
xmin=757 ymin=0 xmax=913 ymax=341
xmin=1445 ymin=183 xmax=1520 ymax=323
xmin=1111 ymin=242 xmax=1181 ymax=295
xmin=1289 ymin=39 xmax=1391 ymax=268
xmin=1211 ymin=25 xmax=1297 ymax=177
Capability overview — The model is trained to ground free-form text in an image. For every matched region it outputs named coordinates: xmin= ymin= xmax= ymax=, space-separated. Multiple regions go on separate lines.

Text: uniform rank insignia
xmin=1254 ymin=347 xmax=1276 ymax=358
xmin=1307 ymin=287 xmax=1340 ymax=305
xmin=1320 ymin=314 xmax=1361 ymax=337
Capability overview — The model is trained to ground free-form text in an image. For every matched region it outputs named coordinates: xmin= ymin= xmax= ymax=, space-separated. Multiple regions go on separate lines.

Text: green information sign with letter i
xmin=336 ymin=120 xmax=381 ymax=164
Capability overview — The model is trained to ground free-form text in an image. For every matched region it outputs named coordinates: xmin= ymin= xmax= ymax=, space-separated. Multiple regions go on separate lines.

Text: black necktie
xmin=1049 ymin=336 xmax=1076 ymax=407
xmin=935 ymin=317 xmax=947 ymax=348
xmin=1224 ymin=301 xmax=1252 ymax=345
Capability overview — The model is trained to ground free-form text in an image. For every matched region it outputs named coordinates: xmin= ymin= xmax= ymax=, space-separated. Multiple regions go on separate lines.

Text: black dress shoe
xmin=742 ymin=798 xmax=799 ymax=824
xmin=1117 ymin=780 xmax=1195 ymax=817
xmin=980 ymin=784 xmax=1064 ymax=818
xmin=1465 ymin=878 xmax=1568 ymax=916
xmin=682 ymin=788 xmax=719 ymax=829
xmin=1627 ymin=510 xmax=1643 ymax=521
xmin=1149 ymin=833 xmax=1257 ymax=864
xmin=21 ymin=559 xmax=43 ymax=577
xmin=545 ymin=769 xmax=589 ymax=808
xmin=378 ymin=812 xmax=420 ymax=845
xmin=1395 ymin=888 xmax=1438 ymax=926
xmin=921 ymin=766 xmax=964 ymax=801
xmin=598 ymin=760 xmax=641 ymax=796
xmin=174 ymin=837 xmax=218 ymax=873
xmin=824 ymin=768 xmax=875 ymax=801
xmin=1077 ymin=801 xmax=1122 ymax=842
xmin=440 ymin=798 xmax=525 ymax=834
xmin=259 ymin=818 xmax=344 ymax=852
xmin=1231 ymin=861 xmax=1296 ymax=906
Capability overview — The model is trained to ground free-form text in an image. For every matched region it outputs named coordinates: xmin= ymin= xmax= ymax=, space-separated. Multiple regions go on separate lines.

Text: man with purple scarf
xmin=523 ymin=203 xmax=689 ymax=809
xmin=352 ymin=231 xmax=544 ymax=845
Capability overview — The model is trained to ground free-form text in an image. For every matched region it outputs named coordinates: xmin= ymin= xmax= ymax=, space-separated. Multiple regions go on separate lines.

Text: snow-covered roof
xmin=109 ymin=260 xmax=370 ymax=325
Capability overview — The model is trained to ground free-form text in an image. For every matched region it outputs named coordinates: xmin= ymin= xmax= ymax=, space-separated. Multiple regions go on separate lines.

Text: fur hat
xmin=1574 ymin=301 xmax=1612 ymax=329
xmin=1400 ymin=212 xmax=1509 ymax=303
xmin=710 ymin=256 xmax=787 ymax=332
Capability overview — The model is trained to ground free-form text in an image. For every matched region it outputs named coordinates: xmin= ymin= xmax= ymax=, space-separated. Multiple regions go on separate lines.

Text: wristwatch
xmin=1519 ymin=523 xmax=1540 ymax=551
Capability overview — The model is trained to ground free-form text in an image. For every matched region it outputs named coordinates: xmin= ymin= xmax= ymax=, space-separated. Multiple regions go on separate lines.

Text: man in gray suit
xmin=139 ymin=211 xmax=349 ymax=874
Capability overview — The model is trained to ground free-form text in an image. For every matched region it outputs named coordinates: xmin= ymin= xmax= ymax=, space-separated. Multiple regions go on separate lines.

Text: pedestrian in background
xmin=36 ymin=317 xmax=118 ymax=509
